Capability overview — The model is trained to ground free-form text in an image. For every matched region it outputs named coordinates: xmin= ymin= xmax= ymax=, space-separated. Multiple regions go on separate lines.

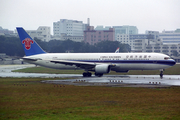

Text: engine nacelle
xmin=95 ymin=64 xmax=110 ymax=74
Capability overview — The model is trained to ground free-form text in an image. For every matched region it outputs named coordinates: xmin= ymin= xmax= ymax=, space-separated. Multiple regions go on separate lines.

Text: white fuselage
xmin=23 ymin=52 xmax=176 ymax=72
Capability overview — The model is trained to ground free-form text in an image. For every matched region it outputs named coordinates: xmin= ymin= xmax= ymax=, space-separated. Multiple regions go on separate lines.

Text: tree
xmin=119 ymin=43 xmax=131 ymax=52
xmin=0 ymin=36 xmax=131 ymax=56
xmin=95 ymin=41 xmax=119 ymax=52
xmin=0 ymin=36 xmax=24 ymax=56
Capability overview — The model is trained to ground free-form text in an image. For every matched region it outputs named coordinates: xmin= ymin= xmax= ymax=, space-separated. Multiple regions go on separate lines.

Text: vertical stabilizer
xmin=16 ymin=27 xmax=46 ymax=56
xmin=115 ymin=47 xmax=119 ymax=53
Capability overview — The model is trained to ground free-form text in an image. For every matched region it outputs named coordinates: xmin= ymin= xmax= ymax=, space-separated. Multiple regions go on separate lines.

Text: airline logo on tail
xmin=22 ymin=38 xmax=34 ymax=50
xmin=115 ymin=47 xmax=119 ymax=53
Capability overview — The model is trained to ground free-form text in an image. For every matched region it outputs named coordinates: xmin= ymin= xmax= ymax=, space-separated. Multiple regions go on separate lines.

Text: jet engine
xmin=95 ymin=64 xmax=110 ymax=74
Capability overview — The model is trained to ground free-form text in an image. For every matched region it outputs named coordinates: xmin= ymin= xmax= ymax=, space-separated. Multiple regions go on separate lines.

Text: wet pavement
xmin=1 ymin=64 xmax=180 ymax=87
xmin=0 ymin=64 xmax=80 ymax=78
xmin=43 ymin=75 xmax=180 ymax=87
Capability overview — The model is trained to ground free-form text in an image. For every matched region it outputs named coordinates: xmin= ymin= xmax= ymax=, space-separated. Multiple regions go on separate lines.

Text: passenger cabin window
xmin=139 ymin=56 xmax=142 ymax=58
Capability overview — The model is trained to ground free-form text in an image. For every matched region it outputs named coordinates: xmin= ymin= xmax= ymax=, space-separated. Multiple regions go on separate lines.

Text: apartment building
xmin=22 ymin=26 xmax=51 ymax=42
xmin=159 ymin=29 xmax=180 ymax=44
xmin=117 ymin=31 xmax=160 ymax=50
xmin=84 ymin=26 xmax=115 ymax=45
xmin=113 ymin=26 xmax=138 ymax=41
xmin=133 ymin=37 xmax=180 ymax=59
xmin=145 ymin=44 xmax=180 ymax=56
xmin=52 ymin=33 xmax=83 ymax=42
xmin=53 ymin=19 xmax=87 ymax=36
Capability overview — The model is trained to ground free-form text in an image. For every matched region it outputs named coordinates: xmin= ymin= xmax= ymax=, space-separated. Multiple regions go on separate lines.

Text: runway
xmin=42 ymin=75 xmax=180 ymax=87
xmin=0 ymin=64 xmax=80 ymax=78
xmin=1 ymin=64 xmax=180 ymax=87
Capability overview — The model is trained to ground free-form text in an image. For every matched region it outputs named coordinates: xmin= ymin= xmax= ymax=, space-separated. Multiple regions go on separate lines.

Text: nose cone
xmin=170 ymin=59 xmax=176 ymax=66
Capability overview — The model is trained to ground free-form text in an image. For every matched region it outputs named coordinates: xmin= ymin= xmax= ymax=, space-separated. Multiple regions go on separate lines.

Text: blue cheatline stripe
xmin=71 ymin=60 xmax=176 ymax=66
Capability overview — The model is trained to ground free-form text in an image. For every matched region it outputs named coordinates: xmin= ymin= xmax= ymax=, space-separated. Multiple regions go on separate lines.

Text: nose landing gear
xmin=160 ymin=69 xmax=164 ymax=79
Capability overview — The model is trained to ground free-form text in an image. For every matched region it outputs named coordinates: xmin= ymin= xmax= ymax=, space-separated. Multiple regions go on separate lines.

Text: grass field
xmin=13 ymin=64 xmax=180 ymax=75
xmin=1 ymin=78 xmax=180 ymax=120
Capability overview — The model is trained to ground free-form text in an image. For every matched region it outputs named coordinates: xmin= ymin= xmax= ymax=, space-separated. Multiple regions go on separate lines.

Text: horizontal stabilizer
xmin=22 ymin=57 xmax=42 ymax=61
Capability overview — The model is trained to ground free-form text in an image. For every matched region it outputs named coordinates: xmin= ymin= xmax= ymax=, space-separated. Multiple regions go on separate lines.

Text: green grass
xmin=13 ymin=64 xmax=180 ymax=75
xmin=0 ymin=78 xmax=180 ymax=119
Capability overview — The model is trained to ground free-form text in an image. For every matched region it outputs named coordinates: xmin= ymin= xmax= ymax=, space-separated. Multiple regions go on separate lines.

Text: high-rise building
xmin=26 ymin=26 xmax=51 ymax=42
xmin=134 ymin=39 xmax=180 ymax=58
xmin=117 ymin=31 xmax=159 ymax=50
xmin=53 ymin=19 xmax=87 ymax=36
xmin=84 ymin=26 xmax=115 ymax=45
xmin=15 ymin=26 xmax=51 ymax=42
xmin=159 ymin=29 xmax=180 ymax=44
xmin=113 ymin=26 xmax=138 ymax=41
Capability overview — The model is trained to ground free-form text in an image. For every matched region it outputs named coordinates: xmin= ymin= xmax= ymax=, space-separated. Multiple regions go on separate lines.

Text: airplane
xmin=16 ymin=27 xmax=176 ymax=78
xmin=115 ymin=47 xmax=119 ymax=53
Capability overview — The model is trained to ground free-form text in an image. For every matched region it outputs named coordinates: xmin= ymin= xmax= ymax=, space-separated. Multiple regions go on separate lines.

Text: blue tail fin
xmin=16 ymin=27 xmax=46 ymax=56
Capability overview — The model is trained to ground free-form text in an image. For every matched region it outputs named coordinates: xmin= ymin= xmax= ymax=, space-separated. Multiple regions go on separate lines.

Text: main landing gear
xmin=83 ymin=72 xmax=92 ymax=77
xmin=82 ymin=72 xmax=104 ymax=77
xmin=95 ymin=73 xmax=103 ymax=77
xmin=160 ymin=69 xmax=164 ymax=79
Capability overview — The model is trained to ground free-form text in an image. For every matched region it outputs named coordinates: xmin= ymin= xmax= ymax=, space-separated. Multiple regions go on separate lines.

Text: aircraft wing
xmin=50 ymin=60 xmax=96 ymax=69
xmin=50 ymin=60 xmax=115 ymax=70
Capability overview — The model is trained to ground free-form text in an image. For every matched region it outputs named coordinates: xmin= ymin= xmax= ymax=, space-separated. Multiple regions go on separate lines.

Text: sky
xmin=0 ymin=0 xmax=180 ymax=34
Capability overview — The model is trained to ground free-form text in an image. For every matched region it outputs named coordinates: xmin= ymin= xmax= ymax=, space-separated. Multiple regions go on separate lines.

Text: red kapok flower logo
xmin=22 ymin=38 xmax=34 ymax=50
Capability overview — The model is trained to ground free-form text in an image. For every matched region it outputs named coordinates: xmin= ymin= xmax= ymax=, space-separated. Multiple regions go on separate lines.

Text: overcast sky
xmin=0 ymin=0 xmax=180 ymax=34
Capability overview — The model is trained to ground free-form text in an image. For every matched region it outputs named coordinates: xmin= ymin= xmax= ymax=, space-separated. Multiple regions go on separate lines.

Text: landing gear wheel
xmin=95 ymin=73 xmax=103 ymax=77
xmin=83 ymin=72 xmax=92 ymax=77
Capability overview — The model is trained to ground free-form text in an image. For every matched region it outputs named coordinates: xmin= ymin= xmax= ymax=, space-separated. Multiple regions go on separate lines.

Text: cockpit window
xmin=164 ymin=57 xmax=170 ymax=60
